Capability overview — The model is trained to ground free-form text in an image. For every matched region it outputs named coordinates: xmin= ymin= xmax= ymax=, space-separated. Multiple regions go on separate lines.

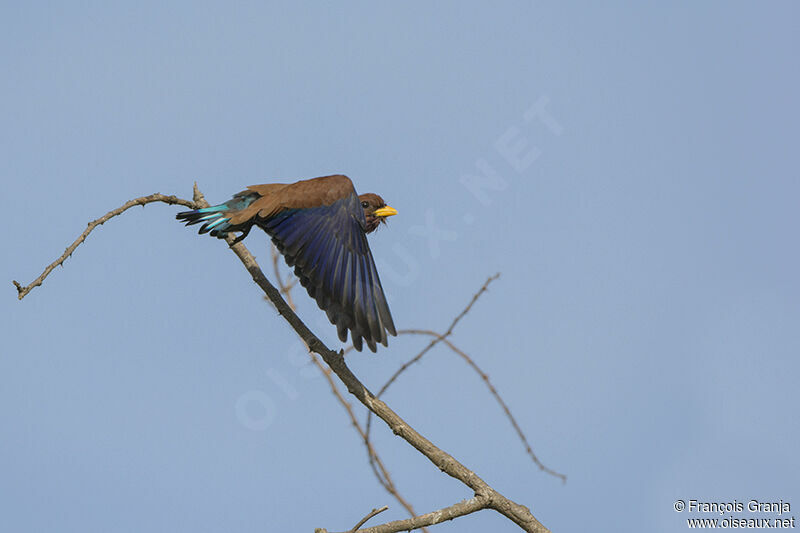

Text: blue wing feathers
xmin=203 ymin=217 xmax=229 ymax=230
xmin=290 ymin=214 xmax=331 ymax=260
xmin=360 ymin=254 xmax=382 ymax=347
xmin=301 ymin=233 xmax=329 ymax=279
xmin=180 ymin=187 xmax=395 ymax=352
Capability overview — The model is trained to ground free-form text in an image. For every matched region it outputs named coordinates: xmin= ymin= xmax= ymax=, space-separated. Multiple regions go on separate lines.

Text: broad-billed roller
xmin=176 ymin=175 xmax=397 ymax=352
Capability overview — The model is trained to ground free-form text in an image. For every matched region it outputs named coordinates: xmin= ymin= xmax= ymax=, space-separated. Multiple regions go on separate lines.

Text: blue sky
xmin=2 ymin=2 xmax=798 ymax=532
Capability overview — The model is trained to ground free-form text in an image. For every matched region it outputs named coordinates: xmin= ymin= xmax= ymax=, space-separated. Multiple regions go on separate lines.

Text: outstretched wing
xmin=258 ymin=190 xmax=396 ymax=352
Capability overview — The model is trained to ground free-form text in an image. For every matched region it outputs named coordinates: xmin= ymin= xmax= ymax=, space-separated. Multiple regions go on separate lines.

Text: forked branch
xmin=13 ymin=193 xmax=194 ymax=300
xmin=14 ymin=186 xmax=550 ymax=533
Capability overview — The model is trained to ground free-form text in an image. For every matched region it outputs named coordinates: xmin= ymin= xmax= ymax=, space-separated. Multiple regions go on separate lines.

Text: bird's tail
xmin=176 ymin=191 xmax=258 ymax=239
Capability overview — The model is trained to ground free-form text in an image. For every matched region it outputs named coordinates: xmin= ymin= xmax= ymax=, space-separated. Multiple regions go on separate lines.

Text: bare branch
xmin=310 ymin=351 xmax=425 ymax=526
xmin=399 ymin=329 xmax=566 ymax=483
xmin=377 ymin=273 xmax=500 ymax=398
xmin=19 ymin=189 xmax=550 ymax=533
xmin=221 ymin=242 xmax=547 ymax=531
xmin=364 ymin=274 xmax=500 ymax=473
xmin=13 ymin=193 xmax=195 ymax=300
xmin=348 ymin=505 xmax=389 ymax=532
xmin=270 ymin=243 xmax=298 ymax=310
xmin=323 ymin=496 xmax=489 ymax=533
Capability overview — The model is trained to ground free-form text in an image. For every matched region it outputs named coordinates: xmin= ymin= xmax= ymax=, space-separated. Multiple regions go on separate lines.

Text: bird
xmin=176 ymin=174 xmax=398 ymax=352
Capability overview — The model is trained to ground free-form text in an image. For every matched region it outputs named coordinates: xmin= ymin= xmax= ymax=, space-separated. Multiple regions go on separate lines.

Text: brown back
xmin=227 ymin=174 xmax=355 ymax=225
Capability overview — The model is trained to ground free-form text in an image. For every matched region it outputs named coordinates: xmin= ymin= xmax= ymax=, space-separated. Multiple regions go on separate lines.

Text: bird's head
xmin=359 ymin=193 xmax=397 ymax=233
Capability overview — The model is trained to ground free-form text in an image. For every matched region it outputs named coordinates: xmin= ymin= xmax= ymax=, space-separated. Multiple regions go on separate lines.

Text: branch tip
xmin=348 ymin=505 xmax=389 ymax=532
xmin=13 ymin=192 xmax=196 ymax=300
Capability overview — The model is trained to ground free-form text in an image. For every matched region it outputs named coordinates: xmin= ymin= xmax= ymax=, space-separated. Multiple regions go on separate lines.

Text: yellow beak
xmin=373 ymin=205 xmax=398 ymax=218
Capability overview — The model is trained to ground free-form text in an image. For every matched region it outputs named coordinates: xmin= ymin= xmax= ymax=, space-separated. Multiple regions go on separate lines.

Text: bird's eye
xmin=361 ymin=201 xmax=370 ymax=209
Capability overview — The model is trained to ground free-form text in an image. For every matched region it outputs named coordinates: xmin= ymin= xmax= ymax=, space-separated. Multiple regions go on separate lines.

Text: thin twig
xmin=398 ymin=329 xmax=566 ymax=483
xmin=270 ymin=243 xmax=297 ymax=310
xmin=349 ymin=506 xmax=389 ymax=532
xmin=365 ymin=274 xmax=500 ymax=471
xmin=309 ymin=351 xmax=425 ymax=528
xmin=13 ymin=193 xmax=195 ymax=300
xmin=377 ymin=273 xmax=499 ymax=398
xmin=323 ymin=496 xmax=489 ymax=533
